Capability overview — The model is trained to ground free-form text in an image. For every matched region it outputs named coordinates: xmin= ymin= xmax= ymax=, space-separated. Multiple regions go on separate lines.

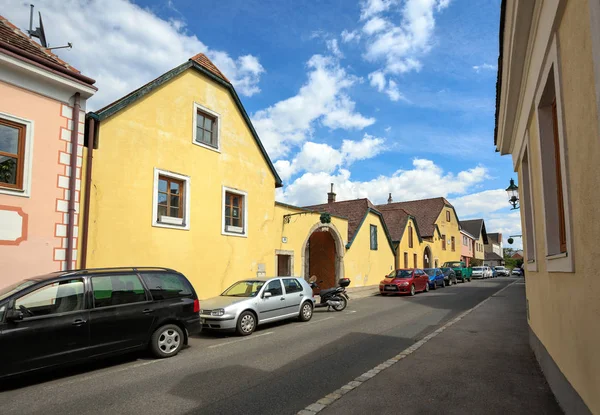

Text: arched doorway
xmin=302 ymin=222 xmax=345 ymax=292
xmin=423 ymin=246 xmax=432 ymax=268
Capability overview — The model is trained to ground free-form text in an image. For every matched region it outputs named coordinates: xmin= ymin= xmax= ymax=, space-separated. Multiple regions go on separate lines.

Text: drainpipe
xmin=65 ymin=93 xmax=80 ymax=270
xmin=80 ymin=116 xmax=96 ymax=269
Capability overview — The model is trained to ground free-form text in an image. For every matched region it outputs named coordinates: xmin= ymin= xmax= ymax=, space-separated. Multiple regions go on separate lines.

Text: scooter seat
xmin=319 ymin=287 xmax=338 ymax=297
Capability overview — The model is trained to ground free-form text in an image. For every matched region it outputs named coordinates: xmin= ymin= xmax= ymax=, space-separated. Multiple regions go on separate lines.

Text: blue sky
xmin=4 ymin=0 xmax=521 ymax=248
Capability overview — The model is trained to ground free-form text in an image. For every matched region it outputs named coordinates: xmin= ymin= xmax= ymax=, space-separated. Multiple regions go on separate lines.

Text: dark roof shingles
xmin=461 ymin=219 xmax=484 ymax=240
xmin=376 ymin=197 xmax=449 ymax=237
xmin=303 ymin=199 xmax=373 ymax=243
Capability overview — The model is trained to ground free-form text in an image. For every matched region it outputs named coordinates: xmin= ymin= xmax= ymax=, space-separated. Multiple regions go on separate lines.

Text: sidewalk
xmin=317 ymin=280 xmax=563 ymax=415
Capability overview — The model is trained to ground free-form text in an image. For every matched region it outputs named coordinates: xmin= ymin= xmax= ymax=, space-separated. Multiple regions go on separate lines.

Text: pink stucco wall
xmin=0 ymin=82 xmax=75 ymax=287
xmin=460 ymin=234 xmax=473 ymax=266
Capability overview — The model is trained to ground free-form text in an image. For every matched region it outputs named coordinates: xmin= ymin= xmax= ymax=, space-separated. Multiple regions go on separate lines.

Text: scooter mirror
xmin=308 ymin=275 xmax=317 ymax=283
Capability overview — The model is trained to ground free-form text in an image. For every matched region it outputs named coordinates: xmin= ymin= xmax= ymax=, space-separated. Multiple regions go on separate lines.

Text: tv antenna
xmin=27 ymin=4 xmax=72 ymax=51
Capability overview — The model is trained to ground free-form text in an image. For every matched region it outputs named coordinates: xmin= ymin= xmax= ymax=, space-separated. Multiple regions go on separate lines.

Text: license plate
xmin=385 ymin=286 xmax=397 ymax=291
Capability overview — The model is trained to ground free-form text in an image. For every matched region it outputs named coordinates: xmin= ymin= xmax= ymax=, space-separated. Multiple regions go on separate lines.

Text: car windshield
xmin=444 ymin=262 xmax=462 ymax=268
xmin=221 ymin=280 xmax=265 ymax=297
xmin=495 ymin=266 xmax=505 ymax=270
xmin=0 ymin=280 xmax=36 ymax=301
xmin=389 ymin=270 xmax=413 ymax=278
xmin=424 ymin=269 xmax=436 ymax=276
xmin=473 ymin=267 xmax=484 ymax=271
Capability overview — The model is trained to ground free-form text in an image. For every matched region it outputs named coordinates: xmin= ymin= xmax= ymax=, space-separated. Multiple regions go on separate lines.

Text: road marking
xmin=297 ymin=279 xmax=520 ymax=414
xmin=208 ymin=331 xmax=274 ymax=349
xmin=347 ymin=310 xmax=357 ymax=314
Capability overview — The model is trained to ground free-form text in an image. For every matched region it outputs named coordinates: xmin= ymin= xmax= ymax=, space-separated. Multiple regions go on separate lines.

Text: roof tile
xmin=190 ymin=53 xmax=230 ymax=83
xmin=303 ymin=199 xmax=373 ymax=243
xmin=376 ymin=197 xmax=450 ymax=237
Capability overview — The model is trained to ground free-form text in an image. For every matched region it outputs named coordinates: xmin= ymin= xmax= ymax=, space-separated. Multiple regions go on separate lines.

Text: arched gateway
xmin=423 ymin=246 xmax=432 ymax=269
xmin=301 ymin=222 xmax=345 ymax=291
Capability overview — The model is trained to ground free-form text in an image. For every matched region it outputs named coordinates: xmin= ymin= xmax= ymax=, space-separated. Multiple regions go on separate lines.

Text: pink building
xmin=460 ymin=229 xmax=475 ymax=267
xmin=0 ymin=15 xmax=96 ymax=287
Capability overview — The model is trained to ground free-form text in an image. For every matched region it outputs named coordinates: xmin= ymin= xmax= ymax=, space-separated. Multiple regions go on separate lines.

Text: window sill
xmin=546 ymin=252 xmax=567 ymax=260
xmin=192 ymin=140 xmax=220 ymax=153
xmin=153 ymin=221 xmax=189 ymax=231
xmin=222 ymin=229 xmax=247 ymax=238
xmin=545 ymin=251 xmax=574 ymax=273
xmin=0 ymin=187 xmax=29 ymax=197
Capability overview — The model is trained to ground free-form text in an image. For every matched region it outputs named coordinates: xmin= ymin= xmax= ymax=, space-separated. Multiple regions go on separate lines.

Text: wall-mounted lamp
xmin=506 ymin=178 xmax=519 ymax=210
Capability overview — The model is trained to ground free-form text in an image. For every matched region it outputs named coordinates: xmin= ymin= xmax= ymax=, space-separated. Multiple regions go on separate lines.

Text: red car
xmin=379 ymin=268 xmax=430 ymax=296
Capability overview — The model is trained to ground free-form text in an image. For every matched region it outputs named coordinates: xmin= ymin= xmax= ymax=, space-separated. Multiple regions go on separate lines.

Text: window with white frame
xmin=521 ymin=145 xmax=536 ymax=264
xmin=222 ymin=187 xmax=247 ymax=236
xmin=0 ymin=113 xmax=33 ymax=196
xmin=192 ymin=103 xmax=220 ymax=151
xmin=370 ymin=225 xmax=378 ymax=250
xmin=152 ymin=169 xmax=190 ymax=230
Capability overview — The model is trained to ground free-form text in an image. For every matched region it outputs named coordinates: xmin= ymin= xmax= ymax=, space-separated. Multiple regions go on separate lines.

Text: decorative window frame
xmin=518 ymin=135 xmax=538 ymax=272
xmin=0 ymin=112 xmax=34 ymax=197
xmin=221 ymin=186 xmax=248 ymax=238
xmin=192 ymin=102 xmax=221 ymax=153
xmin=534 ymin=34 xmax=574 ymax=273
xmin=151 ymin=168 xmax=191 ymax=230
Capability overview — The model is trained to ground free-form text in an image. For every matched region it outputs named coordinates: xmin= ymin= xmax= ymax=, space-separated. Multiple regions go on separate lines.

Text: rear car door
xmin=88 ymin=273 xmax=155 ymax=356
xmin=417 ymin=270 xmax=427 ymax=290
xmin=257 ymin=279 xmax=287 ymax=321
xmin=0 ymin=278 xmax=89 ymax=376
xmin=282 ymin=278 xmax=305 ymax=313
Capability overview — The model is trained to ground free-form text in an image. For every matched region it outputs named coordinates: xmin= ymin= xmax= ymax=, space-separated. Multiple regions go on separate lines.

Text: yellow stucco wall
xmin=522 ymin=1 xmax=600 ymax=411
xmin=434 ymin=207 xmax=462 ymax=265
xmin=344 ymin=212 xmax=395 ymax=286
xmin=473 ymin=235 xmax=485 ymax=260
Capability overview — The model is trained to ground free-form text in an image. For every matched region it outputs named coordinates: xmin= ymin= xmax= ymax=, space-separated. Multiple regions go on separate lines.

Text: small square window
xmin=193 ymin=103 xmax=220 ymax=151
xmin=0 ymin=118 xmax=26 ymax=190
xmin=222 ymin=187 xmax=247 ymax=237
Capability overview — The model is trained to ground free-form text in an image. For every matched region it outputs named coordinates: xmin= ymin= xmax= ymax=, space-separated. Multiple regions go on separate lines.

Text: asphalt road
xmin=0 ymin=278 xmax=515 ymax=415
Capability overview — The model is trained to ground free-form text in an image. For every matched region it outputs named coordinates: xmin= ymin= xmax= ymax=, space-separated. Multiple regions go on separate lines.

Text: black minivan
xmin=0 ymin=267 xmax=201 ymax=379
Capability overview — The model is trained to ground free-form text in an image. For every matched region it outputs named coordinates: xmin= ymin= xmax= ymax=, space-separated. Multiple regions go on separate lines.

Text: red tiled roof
xmin=190 ymin=53 xmax=230 ymax=83
xmin=0 ymin=14 xmax=80 ymax=74
xmin=376 ymin=197 xmax=450 ymax=237
xmin=378 ymin=208 xmax=411 ymax=242
xmin=303 ymin=199 xmax=376 ymax=243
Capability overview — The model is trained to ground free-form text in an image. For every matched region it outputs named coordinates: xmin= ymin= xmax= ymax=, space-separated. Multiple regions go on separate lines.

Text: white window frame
xmin=0 ymin=112 xmax=34 ymax=197
xmin=518 ymin=136 xmax=537 ymax=272
xmin=151 ymin=168 xmax=191 ymax=231
xmin=533 ymin=34 xmax=574 ymax=273
xmin=192 ymin=102 xmax=220 ymax=153
xmin=222 ymin=186 xmax=248 ymax=238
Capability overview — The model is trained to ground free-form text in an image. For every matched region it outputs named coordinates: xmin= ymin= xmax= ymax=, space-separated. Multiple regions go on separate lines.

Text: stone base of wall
xmin=529 ymin=326 xmax=591 ymax=415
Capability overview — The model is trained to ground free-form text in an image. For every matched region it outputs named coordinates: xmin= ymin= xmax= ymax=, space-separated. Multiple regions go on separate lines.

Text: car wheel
xmin=410 ymin=284 xmax=416 ymax=296
xmin=425 ymin=282 xmax=430 ymax=292
xmin=150 ymin=324 xmax=184 ymax=358
xmin=299 ymin=301 xmax=313 ymax=322
xmin=236 ymin=311 xmax=256 ymax=336
xmin=448 ymin=278 xmax=453 ymax=286
xmin=440 ymin=279 xmax=445 ymax=288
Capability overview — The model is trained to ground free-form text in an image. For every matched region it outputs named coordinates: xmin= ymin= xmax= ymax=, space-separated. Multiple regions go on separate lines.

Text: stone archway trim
xmin=301 ymin=221 xmax=345 ymax=282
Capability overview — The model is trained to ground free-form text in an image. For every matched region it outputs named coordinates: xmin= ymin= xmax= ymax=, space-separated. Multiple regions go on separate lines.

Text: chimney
xmin=327 ymin=183 xmax=336 ymax=203
xmin=388 ymin=193 xmax=393 ymax=203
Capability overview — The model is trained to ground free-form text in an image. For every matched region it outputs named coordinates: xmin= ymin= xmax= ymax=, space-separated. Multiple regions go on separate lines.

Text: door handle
xmin=298 ymin=293 xmax=303 ymax=297
xmin=72 ymin=319 xmax=87 ymax=326
xmin=280 ymin=297 xmax=285 ymax=301
xmin=142 ymin=309 xmax=155 ymax=314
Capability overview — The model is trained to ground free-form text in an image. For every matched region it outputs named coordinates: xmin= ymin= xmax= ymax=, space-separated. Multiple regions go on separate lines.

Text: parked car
xmin=379 ymin=268 xmax=429 ymax=296
xmin=0 ymin=267 xmax=201 ymax=379
xmin=511 ymin=268 xmax=523 ymax=276
xmin=200 ymin=277 xmax=314 ymax=336
xmin=494 ymin=266 xmax=509 ymax=276
xmin=424 ymin=268 xmax=445 ymax=290
xmin=472 ymin=266 xmax=486 ymax=279
xmin=440 ymin=267 xmax=458 ymax=286
xmin=442 ymin=261 xmax=472 ymax=282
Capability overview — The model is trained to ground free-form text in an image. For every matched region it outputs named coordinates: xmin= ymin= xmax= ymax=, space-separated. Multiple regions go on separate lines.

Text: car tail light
xmin=193 ymin=299 xmax=200 ymax=313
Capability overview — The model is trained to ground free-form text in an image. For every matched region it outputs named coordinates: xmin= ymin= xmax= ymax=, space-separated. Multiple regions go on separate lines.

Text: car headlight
xmin=211 ymin=309 xmax=225 ymax=316
xmin=400 ymin=282 xmax=409 ymax=286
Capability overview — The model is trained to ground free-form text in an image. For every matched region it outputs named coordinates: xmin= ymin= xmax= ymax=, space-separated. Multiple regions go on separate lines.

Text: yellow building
xmin=79 ymin=53 xmax=393 ymax=298
xmin=376 ymin=197 xmax=462 ymax=269
xmin=495 ymin=0 xmax=600 ymax=412
xmin=460 ymin=219 xmax=488 ymax=262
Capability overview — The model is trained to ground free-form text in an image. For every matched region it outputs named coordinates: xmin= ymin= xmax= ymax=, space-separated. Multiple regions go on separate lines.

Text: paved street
xmin=1 ymin=278 xmax=516 ymax=415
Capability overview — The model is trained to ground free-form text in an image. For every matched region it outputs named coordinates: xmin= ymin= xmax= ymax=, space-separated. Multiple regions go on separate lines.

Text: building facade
xmin=459 ymin=229 xmax=475 ymax=267
xmin=495 ymin=0 xmax=600 ymax=412
xmin=0 ymin=15 xmax=96 ymax=286
xmin=460 ymin=219 xmax=488 ymax=262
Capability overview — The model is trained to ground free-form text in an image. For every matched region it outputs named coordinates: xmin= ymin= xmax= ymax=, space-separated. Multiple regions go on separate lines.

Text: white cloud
xmin=368 ymin=71 xmax=404 ymax=101
xmin=360 ymin=0 xmax=396 ymax=20
xmin=341 ymin=29 xmax=361 ymax=43
xmin=386 ymin=79 xmax=402 ymax=101
xmin=472 ymin=63 xmax=497 ymax=73
xmin=326 ymin=39 xmax=344 ymax=58
xmin=436 ymin=0 xmax=452 ymax=11
xmin=369 ymin=71 xmax=387 ymax=91
xmin=275 ymin=134 xmax=386 ymax=182
xmin=385 ymin=126 xmax=392 ymax=132
xmin=277 ymin=158 xmax=488 ymax=206
xmin=363 ymin=17 xmax=390 ymax=35
xmin=2 ymin=0 xmax=264 ymax=109
xmin=449 ymin=189 xmax=509 ymax=217
xmin=252 ymin=55 xmax=375 ymax=159
xmin=484 ymin=212 xmax=523 ymax=249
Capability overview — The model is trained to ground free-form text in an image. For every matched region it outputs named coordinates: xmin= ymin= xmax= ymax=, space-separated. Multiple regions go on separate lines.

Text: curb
xmin=297 ymin=278 xmax=521 ymax=414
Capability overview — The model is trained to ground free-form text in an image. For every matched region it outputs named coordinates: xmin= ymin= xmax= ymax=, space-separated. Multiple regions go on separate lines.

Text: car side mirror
xmin=6 ymin=309 xmax=23 ymax=322
xmin=263 ymin=291 xmax=272 ymax=298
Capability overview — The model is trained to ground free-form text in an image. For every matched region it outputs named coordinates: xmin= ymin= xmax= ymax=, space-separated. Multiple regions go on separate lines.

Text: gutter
xmin=0 ymin=42 xmax=97 ymax=87
xmin=65 ymin=93 xmax=80 ymax=270
xmin=80 ymin=117 xmax=96 ymax=269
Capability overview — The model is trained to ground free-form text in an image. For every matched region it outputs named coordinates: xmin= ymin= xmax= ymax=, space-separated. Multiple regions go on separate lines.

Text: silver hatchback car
xmin=199 ymin=277 xmax=315 ymax=336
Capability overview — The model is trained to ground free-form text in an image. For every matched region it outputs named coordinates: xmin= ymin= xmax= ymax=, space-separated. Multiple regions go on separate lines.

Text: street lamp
xmin=506 ymin=178 xmax=519 ymax=210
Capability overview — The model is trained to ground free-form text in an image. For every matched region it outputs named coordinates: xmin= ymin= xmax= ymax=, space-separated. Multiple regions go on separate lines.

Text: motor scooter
xmin=308 ymin=276 xmax=350 ymax=311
